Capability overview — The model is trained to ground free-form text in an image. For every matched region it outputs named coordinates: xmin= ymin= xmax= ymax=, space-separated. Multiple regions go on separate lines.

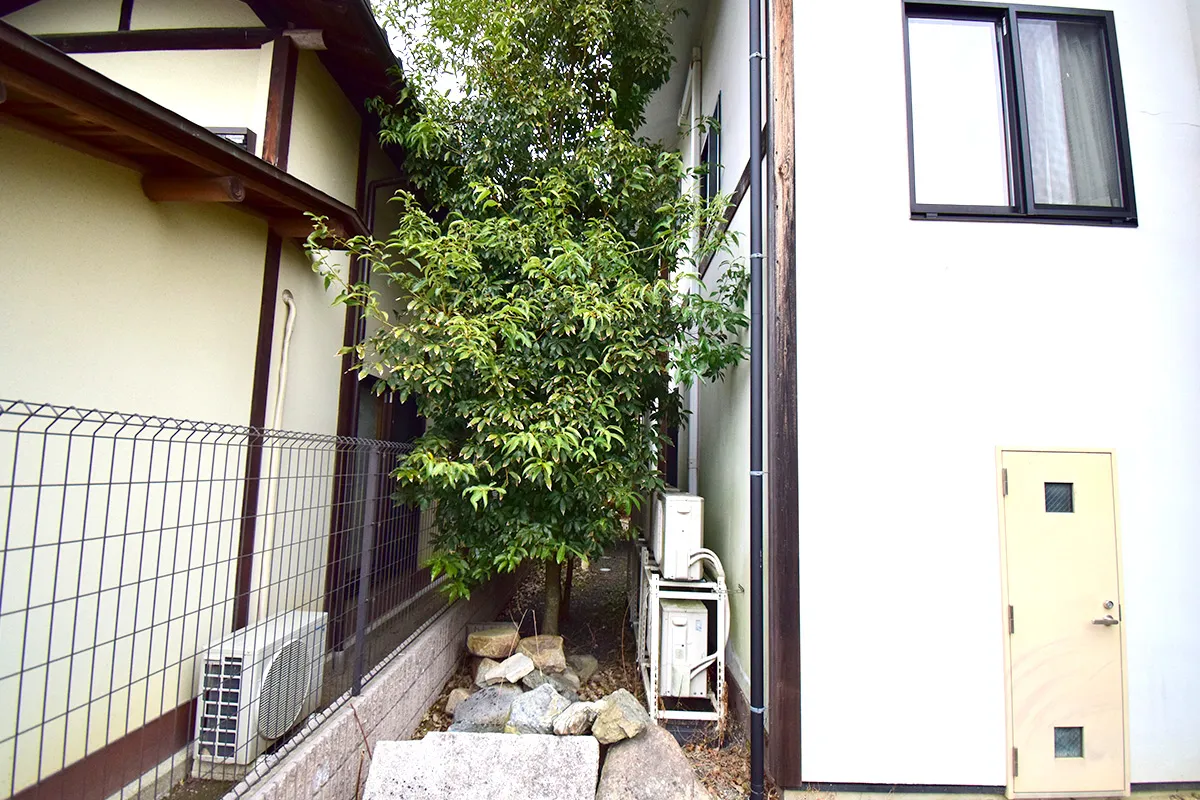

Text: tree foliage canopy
xmin=312 ymin=0 xmax=747 ymax=604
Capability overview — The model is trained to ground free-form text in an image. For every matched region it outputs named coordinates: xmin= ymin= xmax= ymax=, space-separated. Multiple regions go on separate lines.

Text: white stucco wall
xmin=1188 ymin=0 xmax=1200 ymax=87
xmin=793 ymin=0 xmax=1200 ymax=787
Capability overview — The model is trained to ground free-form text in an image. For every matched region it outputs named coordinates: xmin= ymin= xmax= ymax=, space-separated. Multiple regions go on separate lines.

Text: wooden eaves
xmin=0 ymin=20 xmax=368 ymax=244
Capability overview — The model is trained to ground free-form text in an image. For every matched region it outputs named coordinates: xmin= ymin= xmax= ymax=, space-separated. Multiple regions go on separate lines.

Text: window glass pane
xmin=1019 ymin=18 xmax=1121 ymax=207
xmin=908 ymin=17 xmax=1012 ymax=207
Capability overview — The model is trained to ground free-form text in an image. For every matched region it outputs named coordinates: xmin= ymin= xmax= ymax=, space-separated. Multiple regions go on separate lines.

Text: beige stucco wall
xmin=74 ymin=48 xmax=274 ymax=158
xmin=0 ymin=125 xmax=265 ymax=421
xmin=288 ymin=51 xmax=363 ymax=206
xmin=2 ymin=0 xmax=123 ymax=33
xmin=3 ymin=0 xmax=263 ymax=33
xmin=0 ymin=125 xmax=268 ymax=798
xmin=130 ymin=0 xmax=264 ymax=30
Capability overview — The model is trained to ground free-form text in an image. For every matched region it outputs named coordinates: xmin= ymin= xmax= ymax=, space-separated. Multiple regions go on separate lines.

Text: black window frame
xmin=902 ymin=1 xmax=1137 ymax=226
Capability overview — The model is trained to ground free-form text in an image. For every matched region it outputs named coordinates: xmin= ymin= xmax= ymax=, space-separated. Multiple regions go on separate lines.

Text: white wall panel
xmin=794 ymin=0 xmax=1200 ymax=785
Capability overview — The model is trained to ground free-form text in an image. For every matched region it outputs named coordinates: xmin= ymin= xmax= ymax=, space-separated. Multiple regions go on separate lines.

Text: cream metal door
xmin=999 ymin=450 xmax=1128 ymax=798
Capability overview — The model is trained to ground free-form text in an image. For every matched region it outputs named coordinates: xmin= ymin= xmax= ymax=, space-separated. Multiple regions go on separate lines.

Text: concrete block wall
xmin=238 ymin=572 xmax=522 ymax=800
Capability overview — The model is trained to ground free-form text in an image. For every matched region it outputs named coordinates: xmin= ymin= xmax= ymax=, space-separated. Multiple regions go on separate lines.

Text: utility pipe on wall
xmin=747 ymin=0 xmax=767 ymax=795
xmin=255 ymin=289 xmax=297 ymax=623
xmin=686 ymin=47 xmax=703 ymax=494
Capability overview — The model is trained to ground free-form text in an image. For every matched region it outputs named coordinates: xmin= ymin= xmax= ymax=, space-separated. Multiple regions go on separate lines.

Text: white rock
xmin=485 ymin=652 xmax=535 ymax=685
xmin=552 ymin=701 xmax=599 ymax=736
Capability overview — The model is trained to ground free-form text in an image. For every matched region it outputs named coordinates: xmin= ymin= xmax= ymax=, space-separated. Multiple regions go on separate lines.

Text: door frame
xmin=995 ymin=447 xmax=1131 ymax=799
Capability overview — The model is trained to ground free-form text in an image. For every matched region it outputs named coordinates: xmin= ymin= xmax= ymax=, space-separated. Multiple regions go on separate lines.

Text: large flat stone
xmin=517 ymin=634 xmax=567 ymax=673
xmin=596 ymin=723 xmax=712 ymax=800
xmin=467 ymin=623 xmax=521 ymax=658
xmin=363 ymin=733 xmax=599 ymax=800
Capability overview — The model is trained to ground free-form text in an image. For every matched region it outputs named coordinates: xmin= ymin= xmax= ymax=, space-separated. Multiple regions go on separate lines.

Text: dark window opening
xmin=699 ymin=93 xmax=722 ymax=203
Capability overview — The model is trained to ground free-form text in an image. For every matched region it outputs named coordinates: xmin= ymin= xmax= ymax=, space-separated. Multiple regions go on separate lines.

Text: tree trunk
xmin=543 ymin=558 xmax=562 ymax=635
xmin=561 ymin=557 xmax=575 ymax=622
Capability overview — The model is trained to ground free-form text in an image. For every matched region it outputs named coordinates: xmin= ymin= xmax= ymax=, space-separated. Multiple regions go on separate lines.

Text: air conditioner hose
xmin=680 ymin=548 xmax=731 ymax=689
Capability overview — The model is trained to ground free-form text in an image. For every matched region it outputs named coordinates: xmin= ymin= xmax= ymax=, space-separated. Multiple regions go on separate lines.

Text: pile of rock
xmin=371 ymin=621 xmax=714 ymax=799
xmin=449 ymin=622 xmax=645 ymax=745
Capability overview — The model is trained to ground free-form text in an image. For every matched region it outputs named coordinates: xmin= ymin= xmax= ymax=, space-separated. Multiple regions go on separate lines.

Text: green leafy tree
xmin=311 ymin=0 xmax=747 ymax=634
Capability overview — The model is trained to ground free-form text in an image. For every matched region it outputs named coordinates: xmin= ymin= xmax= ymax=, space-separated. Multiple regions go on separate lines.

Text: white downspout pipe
xmin=255 ymin=289 xmax=297 ymax=622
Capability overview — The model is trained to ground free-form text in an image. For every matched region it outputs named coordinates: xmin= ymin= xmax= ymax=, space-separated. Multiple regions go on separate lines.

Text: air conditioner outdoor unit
xmin=193 ymin=610 xmax=327 ymax=777
xmin=650 ymin=490 xmax=704 ymax=580
xmin=659 ymin=598 xmax=709 ymax=698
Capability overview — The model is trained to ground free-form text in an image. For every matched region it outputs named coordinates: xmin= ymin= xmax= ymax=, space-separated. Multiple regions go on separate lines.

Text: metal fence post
xmin=351 ymin=446 xmax=379 ymax=696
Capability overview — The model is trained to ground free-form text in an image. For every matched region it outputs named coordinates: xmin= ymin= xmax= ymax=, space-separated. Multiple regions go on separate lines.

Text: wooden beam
xmin=117 ymin=0 xmax=134 ymax=31
xmin=37 ymin=27 xmax=280 ymax=54
xmin=282 ymin=28 xmax=326 ymax=51
xmin=142 ymin=175 xmax=246 ymax=202
xmin=0 ymin=64 xmax=300 ymax=215
xmin=233 ymin=232 xmax=283 ymax=631
xmin=261 ymin=34 xmax=298 ymax=168
xmin=0 ymin=80 xmax=6 ymax=104
xmin=766 ymin=0 xmax=801 ymax=788
xmin=0 ymin=24 xmax=368 ymax=235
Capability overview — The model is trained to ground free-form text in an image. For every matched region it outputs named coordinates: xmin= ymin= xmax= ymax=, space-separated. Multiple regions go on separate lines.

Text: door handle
xmin=1092 ymin=615 xmax=1120 ymax=626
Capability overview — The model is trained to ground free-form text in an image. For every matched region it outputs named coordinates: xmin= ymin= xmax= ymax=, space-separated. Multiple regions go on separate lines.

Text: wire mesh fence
xmin=0 ymin=400 xmax=444 ymax=800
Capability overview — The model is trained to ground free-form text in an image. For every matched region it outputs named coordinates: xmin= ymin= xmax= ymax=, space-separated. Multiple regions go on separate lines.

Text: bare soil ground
xmin=413 ymin=542 xmax=776 ymax=799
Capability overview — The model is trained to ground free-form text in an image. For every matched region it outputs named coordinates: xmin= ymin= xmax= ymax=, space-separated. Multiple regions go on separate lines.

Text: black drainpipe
xmin=748 ymin=0 xmax=766 ymax=796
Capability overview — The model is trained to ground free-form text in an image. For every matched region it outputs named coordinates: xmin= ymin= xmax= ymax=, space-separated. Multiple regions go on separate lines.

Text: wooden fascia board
xmin=0 ymin=22 xmax=368 ymax=238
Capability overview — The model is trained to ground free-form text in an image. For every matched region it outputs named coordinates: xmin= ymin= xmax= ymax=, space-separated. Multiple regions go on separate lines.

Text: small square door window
xmin=1055 ymin=726 xmax=1084 ymax=757
xmin=1045 ymin=482 xmax=1074 ymax=513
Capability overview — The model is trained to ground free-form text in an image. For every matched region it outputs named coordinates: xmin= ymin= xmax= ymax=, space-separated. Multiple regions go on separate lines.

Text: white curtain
xmin=1019 ymin=19 xmax=1122 ymax=207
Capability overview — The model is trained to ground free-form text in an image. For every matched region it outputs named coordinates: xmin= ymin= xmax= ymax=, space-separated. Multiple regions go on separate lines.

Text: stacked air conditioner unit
xmin=193 ymin=610 xmax=327 ymax=779
xmin=648 ymin=489 xmax=712 ymax=700
xmin=650 ymin=489 xmax=704 ymax=580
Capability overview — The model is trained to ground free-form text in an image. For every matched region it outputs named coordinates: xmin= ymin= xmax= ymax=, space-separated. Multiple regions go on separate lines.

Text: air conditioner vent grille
xmin=198 ymin=657 xmax=243 ymax=759
xmin=257 ymin=639 xmax=311 ymax=740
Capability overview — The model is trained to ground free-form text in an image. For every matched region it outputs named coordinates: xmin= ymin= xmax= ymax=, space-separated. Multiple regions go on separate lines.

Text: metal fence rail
xmin=0 ymin=400 xmax=442 ymax=800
